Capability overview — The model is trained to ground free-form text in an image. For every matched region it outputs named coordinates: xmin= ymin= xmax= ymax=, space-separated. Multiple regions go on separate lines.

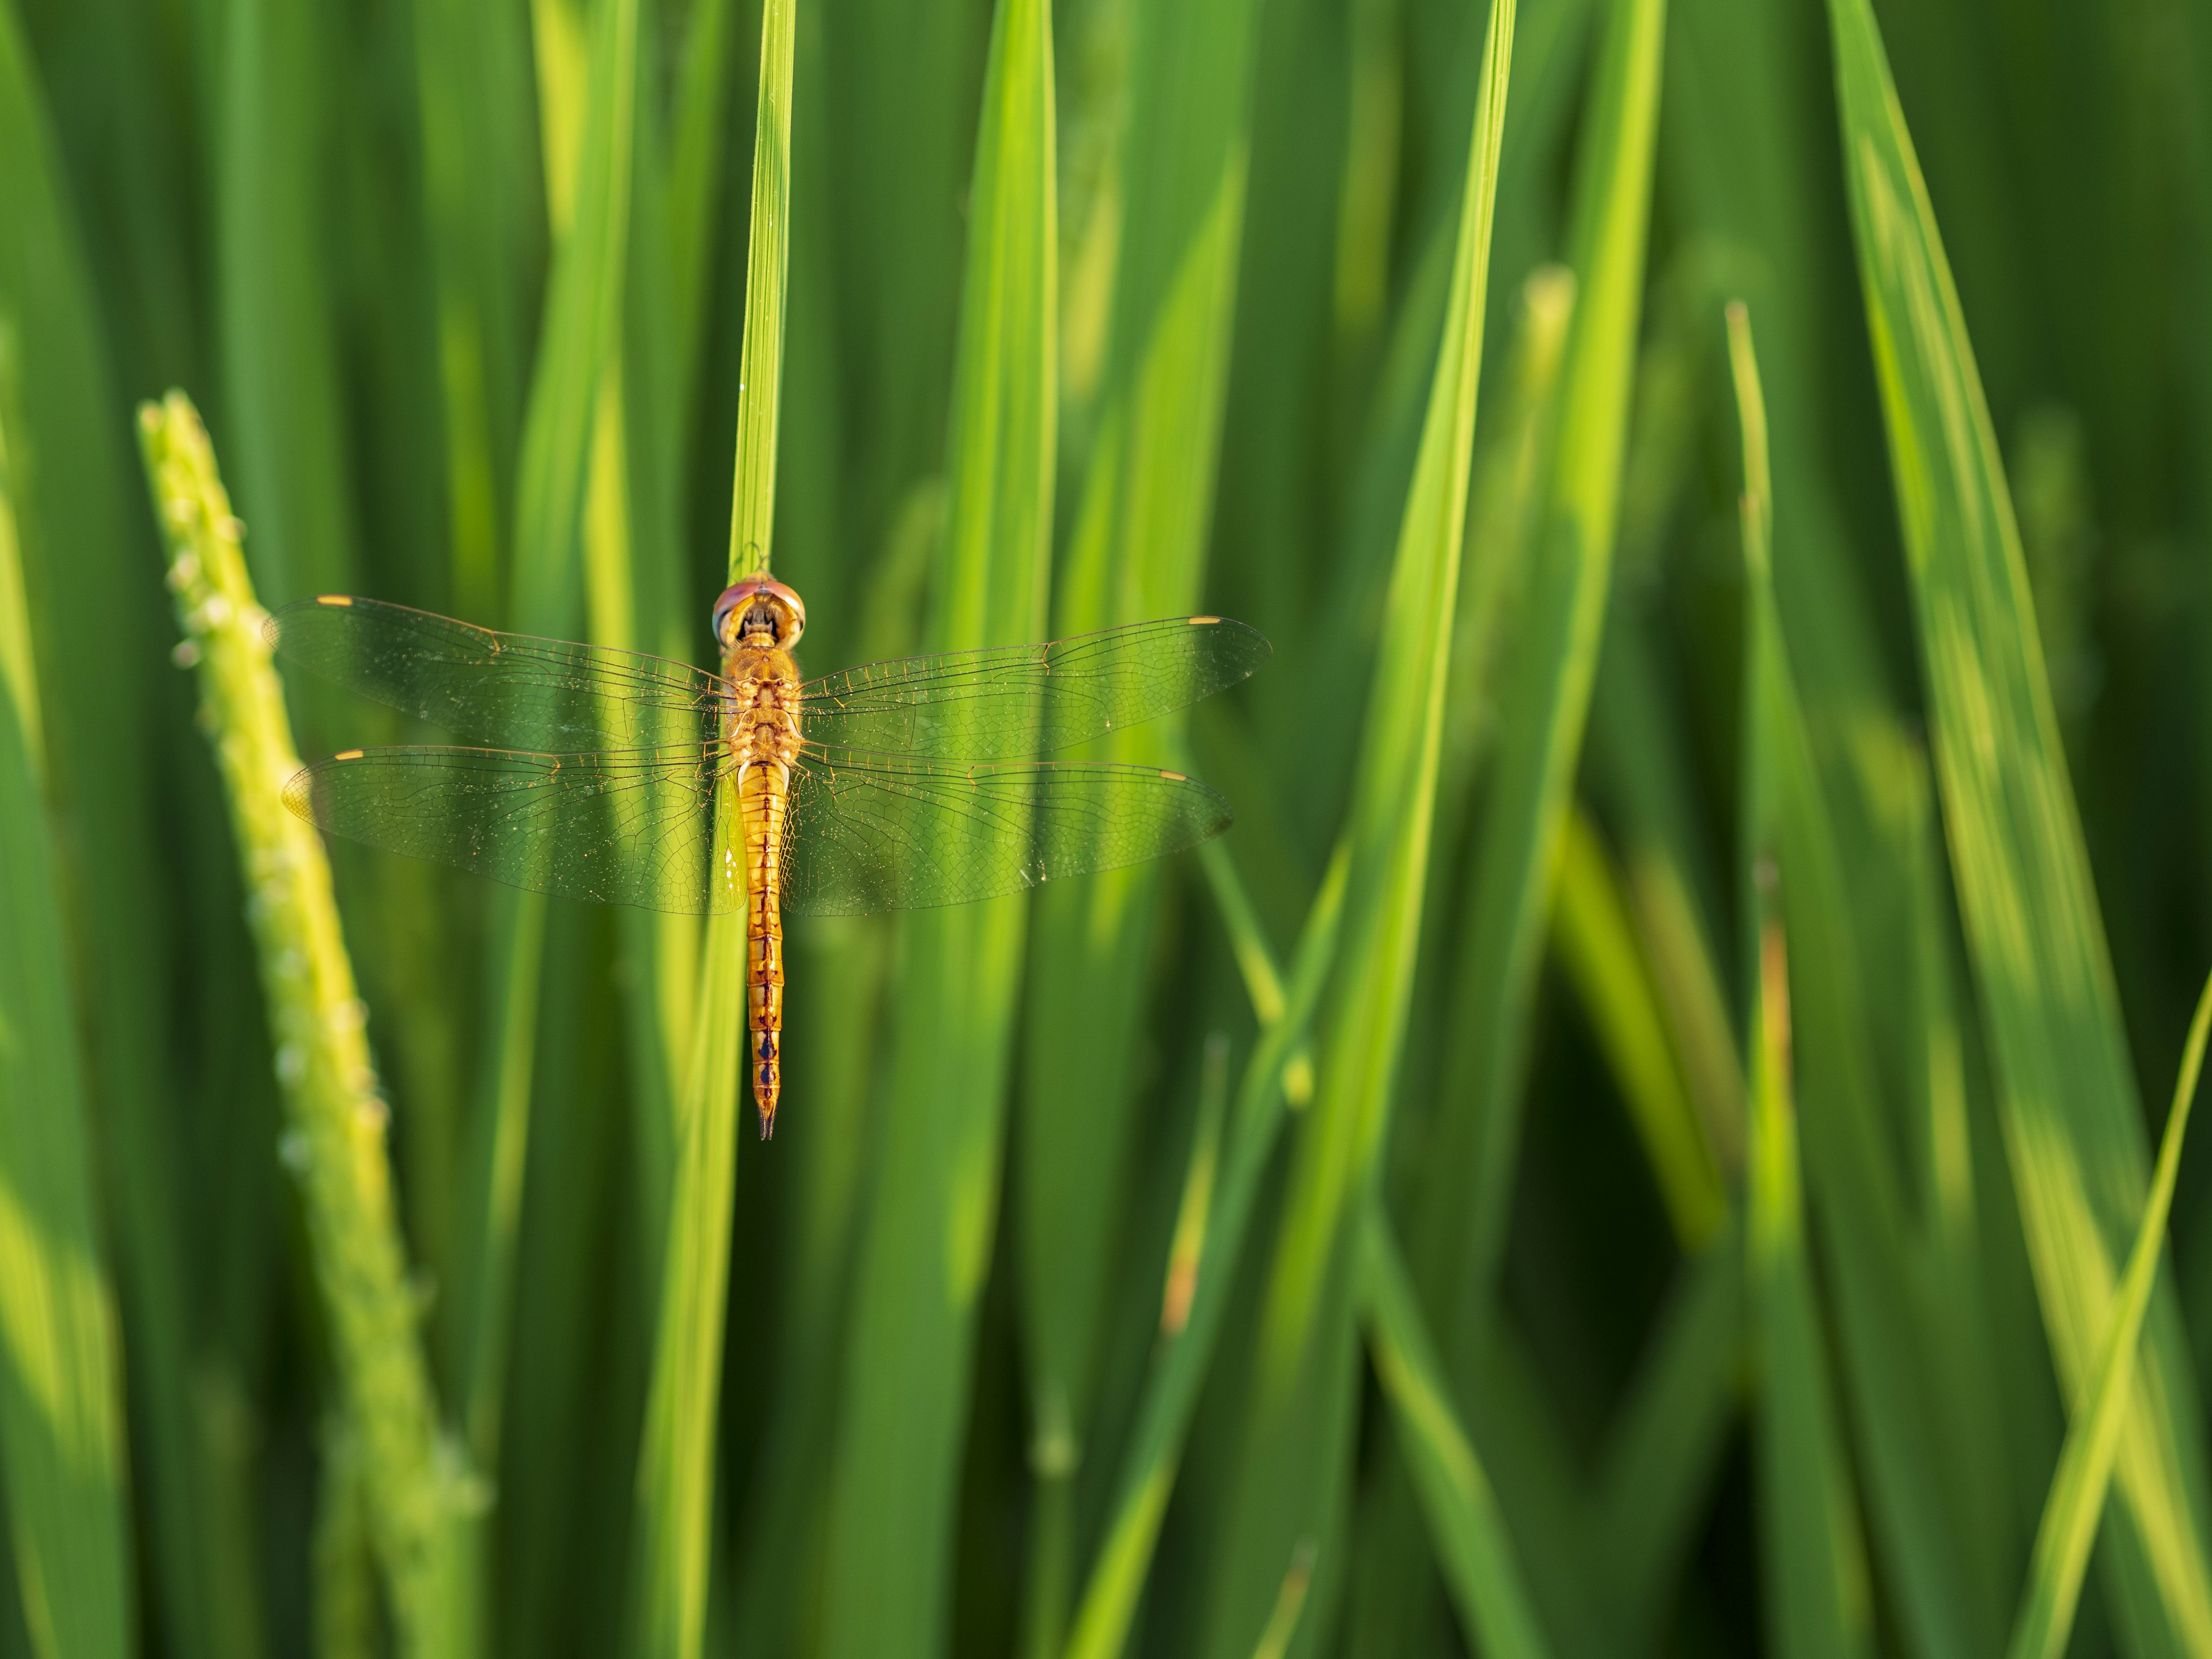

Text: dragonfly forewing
xmin=794 ymin=615 xmax=1268 ymax=761
xmin=270 ymin=596 xmax=724 ymax=753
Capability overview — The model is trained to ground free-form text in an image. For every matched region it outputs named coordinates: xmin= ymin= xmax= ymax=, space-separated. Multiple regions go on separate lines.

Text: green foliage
xmin=6 ymin=0 xmax=2212 ymax=1652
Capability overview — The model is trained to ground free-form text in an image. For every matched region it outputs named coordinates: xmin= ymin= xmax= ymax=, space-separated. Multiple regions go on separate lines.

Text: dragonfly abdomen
xmin=727 ymin=650 xmax=802 ymax=1135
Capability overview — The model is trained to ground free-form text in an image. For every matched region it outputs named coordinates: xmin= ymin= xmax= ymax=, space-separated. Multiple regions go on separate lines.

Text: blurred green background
xmin=5 ymin=0 xmax=2212 ymax=1653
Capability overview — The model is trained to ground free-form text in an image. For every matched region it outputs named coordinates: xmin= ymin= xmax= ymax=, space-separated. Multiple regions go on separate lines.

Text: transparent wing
xmin=782 ymin=746 xmax=1232 ymax=916
xmin=268 ymin=596 xmax=722 ymax=752
xmin=283 ymin=746 xmax=733 ymax=913
xmin=796 ymin=615 xmax=1269 ymax=760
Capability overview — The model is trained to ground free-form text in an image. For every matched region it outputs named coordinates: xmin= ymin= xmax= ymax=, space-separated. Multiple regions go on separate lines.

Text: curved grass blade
xmin=1549 ymin=805 xmax=1724 ymax=1249
xmin=2008 ymin=971 xmax=2212 ymax=1659
xmin=1358 ymin=1211 xmax=1551 ymax=1659
xmin=0 ymin=324 xmax=132 ymax=1659
xmin=142 ymin=396 xmax=471 ymax=1657
xmin=1828 ymin=0 xmax=2212 ymax=1644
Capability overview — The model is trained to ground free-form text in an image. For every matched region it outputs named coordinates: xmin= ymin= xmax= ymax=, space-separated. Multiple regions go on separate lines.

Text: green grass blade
xmin=1549 ymin=804 xmax=1725 ymax=1249
xmin=629 ymin=883 xmax=748 ymax=1659
xmin=1358 ymin=1210 xmax=1552 ymax=1659
xmin=1016 ymin=0 xmax=1264 ymax=1637
xmin=1730 ymin=291 xmax=2008 ymax=1653
xmin=0 ymin=329 xmax=132 ymax=1659
xmin=412 ymin=0 xmax=539 ymax=622
xmin=1744 ymin=894 xmax=1876 ymax=1659
xmin=1415 ymin=0 xmax=1668 ymax=1335
xmin=141 ymin=393 xmax=470 ymax=1658
xmin=1061 ymin=846 xmax=1350 ymax=1659
xmin=457 ymin=0 xmax=641 ymax=1514
xmin=213 ymin=0 xmax=359 ymax=608
xmin=817 ymin=0 xmax=1055 ymax=1649
xmin=628 ymin=2 xmax=791 ymax=1654
xmin=1198 ymin=0 xmax=1515 ymax=1648
xmin=724 ymin=0 xmax=795 ymax=581
xmin=664 ymin=0 xmax=738 ymax=419
xmin=1828 ymin=0 xmax=2212 ymax=1646
xmin=2009 ymin=971 xmax=2212 ymax=1659
xmin=1736 ymin=304 xmax=1876 ymax=1659
xmin=1591 ymin=1236 xmax=1743 ymax=1638
xmin=0 ymin=27 xmax=240 ymax=1659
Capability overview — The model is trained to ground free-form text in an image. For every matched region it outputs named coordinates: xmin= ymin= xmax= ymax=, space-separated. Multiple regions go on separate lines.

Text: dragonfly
xmin=271 ymin=577 xmax=1268 ymax=1135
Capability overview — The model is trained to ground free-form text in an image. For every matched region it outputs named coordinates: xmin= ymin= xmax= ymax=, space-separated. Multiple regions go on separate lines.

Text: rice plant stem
xmin=726 ymin=0 xmax=796 ymax=580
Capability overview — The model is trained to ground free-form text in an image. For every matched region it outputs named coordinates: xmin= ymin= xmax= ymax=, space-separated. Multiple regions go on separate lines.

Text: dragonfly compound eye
xmin=712 ymin=578 xmax=808 ymax=650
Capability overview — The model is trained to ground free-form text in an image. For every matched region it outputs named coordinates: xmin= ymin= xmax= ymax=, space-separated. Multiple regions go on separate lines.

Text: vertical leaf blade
xmin=1828 ymin=0 xmax=2212 ymax=1647
xmin=818 ymin=0 xmax=1056 ymax=1652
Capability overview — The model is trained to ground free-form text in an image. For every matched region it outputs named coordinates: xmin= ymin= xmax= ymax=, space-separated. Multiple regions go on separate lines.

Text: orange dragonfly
xmin=271 ymin=578 xmax=1267 ymax=1134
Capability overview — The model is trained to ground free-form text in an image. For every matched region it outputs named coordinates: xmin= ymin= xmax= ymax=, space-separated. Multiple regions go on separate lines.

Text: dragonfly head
xmin=713 ymin=577 xmax=808 ymax=653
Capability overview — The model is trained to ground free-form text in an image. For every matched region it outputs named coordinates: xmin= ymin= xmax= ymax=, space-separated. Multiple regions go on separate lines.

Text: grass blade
xmin=412 ymin=0 xmax=539 ymax=627
xmin=1016 ymin=0 xmax=1264 ymax=1639
xmin=0 ymin=327 xmax=132 ymax=1659
xmin=1198 ymin=0 xmax=1516 ymax=1647
xmin=628 ymin=1 xmax=791 ymax=1654
xmin=0 ymin=26 xmax=240 ymax=1659
xmin=1828 ymin=0 xmax=2212 ymax=1645
xmin=1744 ymin=889 xmax=1876 ymax=1659
xmin=1415 ymin=0 xmax=1669 ymax=1337
xmin=214 ymin=0 xmax=359 ymax=608
xmin=1548 ymin=804 xmax=1725 ymax=1249
xmin=817 ymin=0 xmax=1055 ymax=1650
xmin=2008 ymin=971 xmax=2212 ymax=1659
xmin=1060 ymin=846 xmax=1350 ymax=1659
xmin=457 ymin=0 xmax=642 ymax=1551
xmin=1358 ymin=1210 xmax=1551 ymax=1659
xmin=723 ymin=0 xmax=794 ymax=580
xmin=1735 ymin=305 xmax=1876 ymax=1659
xmin=142 ymin=393 xmax=469 ymax=1658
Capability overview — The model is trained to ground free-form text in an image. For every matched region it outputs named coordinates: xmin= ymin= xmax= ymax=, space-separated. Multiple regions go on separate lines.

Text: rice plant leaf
xmin=1197 ymin=0 xmax=1516 ymax=1649
xmin=627 ymin=3 xmax=790 ymax=1657
xmin=1060 ymin=845 xmax=1350 ymax=1659
xmin=141 ymin=393 xmax=471 ymax=1659
xmin=1415 ymin=0 xmax=1668 ymax=1343
xmin=0 ymin=325 xmax=132 ymax=1659
xmin=1828 ymin=0 xmax=2212 ymax=1646
xmin=723 ymin=0 xmax=796 ymax=579
xmin=0 ymin=25 xmax=233 ymax=1659
xmin=412 ymin=0 xmax=539 ymax=622
xmin=1548 ymin=804 xmax=1725 ymax=1249
xmin=457 ymin=0 xmax=641 ymax=1504
xmin=815 ymin=0 xmax=1054 ymax=1653
xmin=1358 ymin=1209 xmax=1552 ymax=1659
xmin=1727 ymin=290 xmax=2012 ymax=1659
xmin=1734 ymin=304 xmax=1876 ymax=1659
xmin=1016 ymin=0 xmax=1264 ymax=1638
xmin=1590 ymin=1234 xmax=1743 ymax=1638
xmin=2008 ymin=972 xmax=2212 ymax=1659
xmin=214 ymin=0 xmax=359 ymax=609
xmin=1743 ymin=893 xmax=1876 ymax=1659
